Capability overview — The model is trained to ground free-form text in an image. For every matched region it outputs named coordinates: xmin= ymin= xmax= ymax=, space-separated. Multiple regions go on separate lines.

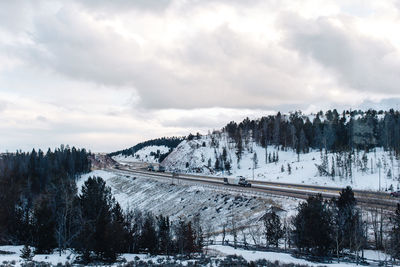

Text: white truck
xmin=223 ymin=177 xmax=251 ymax=187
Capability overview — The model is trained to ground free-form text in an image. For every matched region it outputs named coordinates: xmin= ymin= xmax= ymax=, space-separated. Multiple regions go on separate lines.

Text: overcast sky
xmin=1 ymin=0 xmax=400 ymax=152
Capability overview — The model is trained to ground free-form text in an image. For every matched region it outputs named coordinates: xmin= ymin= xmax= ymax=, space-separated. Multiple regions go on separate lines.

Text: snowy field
xmin=0 ymin=244 xmax=395 ymax=267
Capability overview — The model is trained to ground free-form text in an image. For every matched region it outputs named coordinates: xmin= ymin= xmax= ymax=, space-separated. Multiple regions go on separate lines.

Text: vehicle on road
xmin=224 ymin=177 xmax=251 ymax=187
xmin=390 ymin=190 xmax=400 ymax=197
xmin=158 ymin=166 xmax=166 ymax=172
xmin=147 ymin=164 xmax=155 ymax=171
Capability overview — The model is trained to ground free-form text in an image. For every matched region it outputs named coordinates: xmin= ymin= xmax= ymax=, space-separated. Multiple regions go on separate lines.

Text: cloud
xmin=2 ymin=0 xmax=400 ymax=152
xmin=280 ymin=13 xmax=400 ymax=95
xmin=158 ymin=108 xmax=275 ymax=129
xmin=76 ymin=0 xmax=173 ymax=13
xmin=17 ymin=5 xmax=352 ymax=110
xmin=0 ymin=100 xmax=7 ymax=113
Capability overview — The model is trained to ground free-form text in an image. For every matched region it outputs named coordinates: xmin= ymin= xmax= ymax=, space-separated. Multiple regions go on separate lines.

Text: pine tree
xmin=390 ymin=204 xmax=400 ymax=259
xmin=253 ymin=152 xmax=258 ymax=169
xmin=224 ymin=161 xmax=231 ymax=173
xmin=293 ymin=194 xmax=333 ymax=256
xmin=333 ymin=186 xmax=363 ymax=255
xmin=157 ymin=215 xmax=172 ymax=255
xmin=77 ymin=176 xmax=120 ymax=262
xmin=287 ymin=163 xmax=292 ymax=175
xmin=33 ymin=198 xmax=57 ymax=254
xmin=140 ymin=213 xmax=157 ymax=254
xmin=214 ymin=157 xmax=220 ymax=171
xmin=263 ymin=211 xmax=283 ymax=247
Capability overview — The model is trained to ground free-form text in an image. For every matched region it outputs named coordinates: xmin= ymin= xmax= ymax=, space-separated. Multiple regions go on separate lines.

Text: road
xmin=110 ymin=166 xmax=399 ymax=210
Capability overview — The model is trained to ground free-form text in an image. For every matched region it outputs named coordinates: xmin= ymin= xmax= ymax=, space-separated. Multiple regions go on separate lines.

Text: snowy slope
xmin=112 ymin=145 xmax=169 ymax=163
xmin=162 ymin=133 xmax=400 ymax=191
xmin=77 ymin=170 xmax=299 ymax=232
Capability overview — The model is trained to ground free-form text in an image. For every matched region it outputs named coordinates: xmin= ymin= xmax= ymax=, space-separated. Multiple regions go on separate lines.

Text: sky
xmin=1 ymin=0 xmax=400 ymax=152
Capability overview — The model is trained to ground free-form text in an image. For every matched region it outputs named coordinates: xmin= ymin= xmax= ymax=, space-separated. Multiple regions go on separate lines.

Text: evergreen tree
xmin=253 ymin=152 xmax=258 ymax=169
xmin=292 ymin=194 xmax=333 ymax=256
xmin=140 ymin=213 xmax=158 ymax=254
xmin=33 ymin=198 xmax=56 ymax=254
xmin=214 ymin=157 xmax=220 ymax=171
xmin=77 ymin=177 xmax=119 ymax=262
xmin=175 ymin=219 xmax=198 ymax=255
xmin=390 ymin=204 xmax=400 ymax=259
xmin=332 ymin=186 xmax=363 ymax=256
xmin=263 ymin=211 xmax=283 ymax=247
xmin=157 ymin=215 xmax=172 ymax=255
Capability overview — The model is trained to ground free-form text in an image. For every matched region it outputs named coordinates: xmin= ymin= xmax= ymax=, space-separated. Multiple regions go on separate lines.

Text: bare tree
xmin=248 ymin=224 xmax=263 ymax=247
xmin=230 ymin=215 xmax=238 ymax=249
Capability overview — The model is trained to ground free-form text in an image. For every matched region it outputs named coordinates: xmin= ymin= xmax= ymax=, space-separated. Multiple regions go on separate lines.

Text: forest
xmin=224 ymin=109 xmax=400 ymax=154
xmin=0 ymin=146 xmax=202 ymax=263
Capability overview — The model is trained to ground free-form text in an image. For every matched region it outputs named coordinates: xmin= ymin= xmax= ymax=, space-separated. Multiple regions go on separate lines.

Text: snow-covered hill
xmin=161 ymin=132 xmax=400 ymax=192
xmin=78 ymin=170 xmax=298 ymax=233
xmin=112 ymin=145 xmax=170 ymax=163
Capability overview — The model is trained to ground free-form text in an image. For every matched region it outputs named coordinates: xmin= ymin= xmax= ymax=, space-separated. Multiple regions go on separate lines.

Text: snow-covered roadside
xmin=76 ymin=170 xmax=299 ymax=231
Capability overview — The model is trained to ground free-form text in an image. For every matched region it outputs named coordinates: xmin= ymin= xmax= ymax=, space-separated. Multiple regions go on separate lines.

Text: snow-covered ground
xmin=0 ymin=244 xmax=395 ymax=266
xmin=22 ymin=169 xmax=389 ymax=266
xmin=78 ymin=170 xmax=299 ymax=231
xmin=112 ymin=145 xmax=169 ymax=164
xmin=0 ymin=245 xmax=75 ymax=266
xmin=160 ymin=133 xmax=400 ymax=191
xmin=209 ymin=245 xmax=395 ymax=267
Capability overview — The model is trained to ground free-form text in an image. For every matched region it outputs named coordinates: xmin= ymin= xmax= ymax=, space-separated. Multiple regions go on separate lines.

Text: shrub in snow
xmin=20 ymin=244 xmax=34 ymax=262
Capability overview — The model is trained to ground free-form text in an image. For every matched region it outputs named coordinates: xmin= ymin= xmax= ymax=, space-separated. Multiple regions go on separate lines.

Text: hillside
xmin=112 ymin=110 xmax=400 ymax=191
xmin=162 ymin=133 xmax=400 ymax=191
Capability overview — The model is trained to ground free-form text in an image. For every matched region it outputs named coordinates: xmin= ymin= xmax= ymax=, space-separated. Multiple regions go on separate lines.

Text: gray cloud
xmin=36 ymin=115 xmax=47 ymax=122
xmin=3 ymin=0 xmax=400 ymax=152
xmin=76 ymin=0 xmax=173 ymax=13
xmin=280 ymin=13 xmax=400 ymax=94
xmin=0 ymin=0 xmax=32 ymax=33
xmin=0 ymin=100 xmax=7 ymax=113
xmin=18 ymin=9 xmax=334 ymax=110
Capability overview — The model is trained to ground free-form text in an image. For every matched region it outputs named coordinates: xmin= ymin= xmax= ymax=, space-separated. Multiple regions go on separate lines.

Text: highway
xmin=110 ymin=166 xmax=399 ymax=210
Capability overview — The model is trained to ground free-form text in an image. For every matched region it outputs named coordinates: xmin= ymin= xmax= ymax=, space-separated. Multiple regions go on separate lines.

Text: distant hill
xmin=108 ymin=137 xmax=184 ymax=163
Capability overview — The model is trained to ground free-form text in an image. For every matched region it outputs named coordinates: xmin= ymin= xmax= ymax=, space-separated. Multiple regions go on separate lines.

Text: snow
xmin=112 ymin=145 xmax=169 ymax=164
xmin=0 ymin=246 xmax=75 ymax=266
xmin=76 ymin=169 xmax=299 ymax=235
xmin=160 ymin=133 xmax=400 ymax=192
xmin=1 ymin=244 xmax=395 ymax=267
xmin=209 ymin=245 xmax=396 ymax=266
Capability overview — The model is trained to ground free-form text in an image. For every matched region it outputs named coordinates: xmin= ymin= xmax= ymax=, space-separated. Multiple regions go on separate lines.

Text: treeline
xmin=20 ymin=177 xmax=203 ymax=263
xmin=108 ymin=137 xmax=184 ymax=161
xmin=0 ymin=146 xmax=91 ymax=245
xmin=260 ymin=187 xmax=400 ymax=262
xmin=224 ymin=109 xmax=400 ymax=154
